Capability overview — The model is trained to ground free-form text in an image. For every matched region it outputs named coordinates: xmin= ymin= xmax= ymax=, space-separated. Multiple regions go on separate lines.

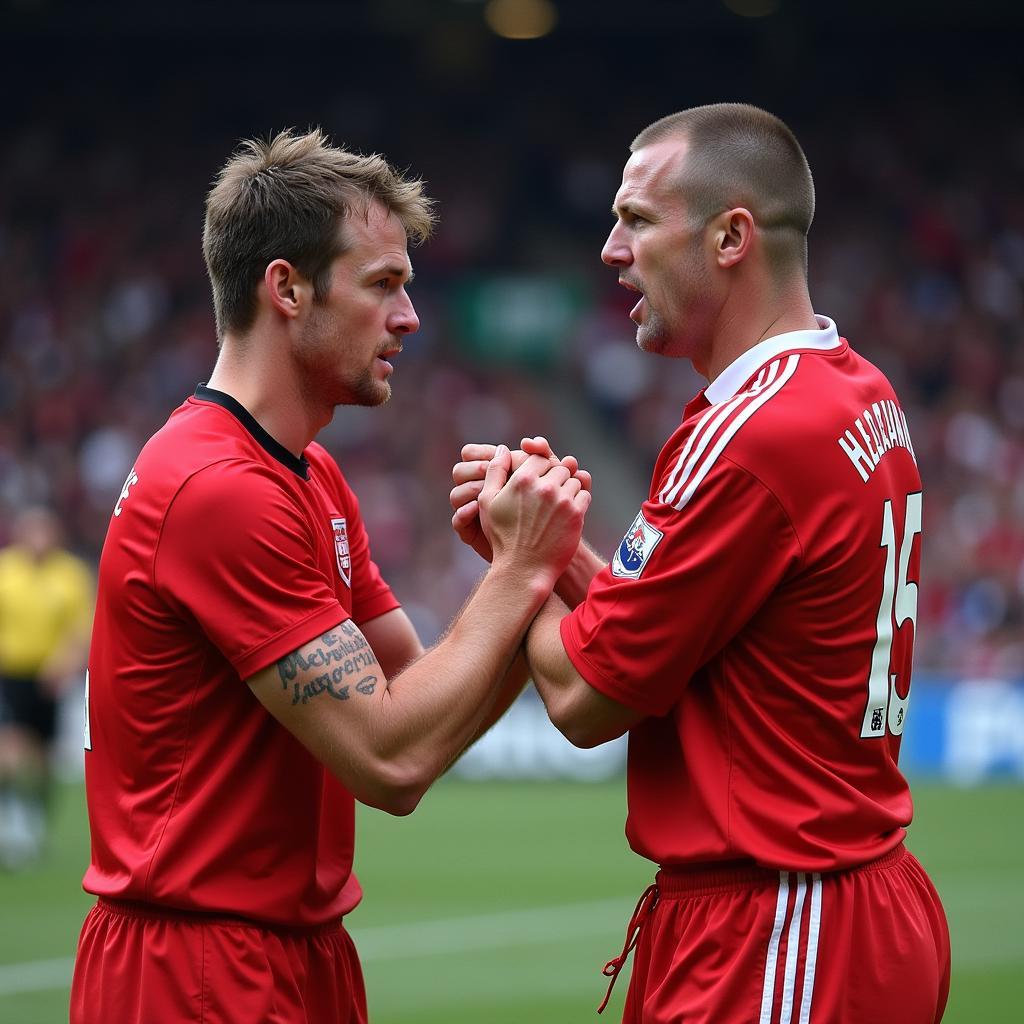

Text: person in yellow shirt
xmin=0 ymin=506 xmax=93 ymax=867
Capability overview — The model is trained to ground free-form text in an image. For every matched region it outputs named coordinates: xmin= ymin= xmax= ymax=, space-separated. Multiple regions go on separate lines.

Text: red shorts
xmin=70 ymin=898 xmax=368 ymax=1024
xmin=615 ymin=844 xmax=949 ymax=1024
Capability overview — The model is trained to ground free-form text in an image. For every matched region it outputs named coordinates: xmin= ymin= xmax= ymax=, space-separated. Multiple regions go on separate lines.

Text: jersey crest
xmin=331 ymin=517 xmax=351 ymax=587
xmin=612 ymin=510 xmax=664 ymax=579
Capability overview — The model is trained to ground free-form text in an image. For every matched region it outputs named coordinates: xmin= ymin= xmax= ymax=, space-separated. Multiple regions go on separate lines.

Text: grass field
xmin=0 ymin=779 xmax=1020 ymax=1022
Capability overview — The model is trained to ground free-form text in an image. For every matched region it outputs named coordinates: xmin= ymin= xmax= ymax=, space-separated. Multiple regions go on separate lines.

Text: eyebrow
xmin=611 ymin=199 xmax=651 ymax=219
xmin=369 ymin=263 xmax=414 ymax=283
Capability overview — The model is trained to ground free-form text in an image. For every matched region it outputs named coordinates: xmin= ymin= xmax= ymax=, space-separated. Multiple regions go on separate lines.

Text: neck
xmin=206 ymin=332 xmax=328 ymax=457
xmin=704 ymin=279 xmax=818 ymax=383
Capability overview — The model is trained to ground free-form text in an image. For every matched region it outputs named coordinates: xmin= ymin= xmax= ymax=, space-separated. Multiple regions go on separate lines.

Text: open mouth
xmin=619 ymin=279 xmax=645 ymax=323
xmin=374 ymin=346 xmax=402 ymax=376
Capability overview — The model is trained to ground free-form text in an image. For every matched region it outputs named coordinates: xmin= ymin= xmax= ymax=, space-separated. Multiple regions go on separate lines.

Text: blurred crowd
xmin=1 ymin=82 xmax=1022 ymax=679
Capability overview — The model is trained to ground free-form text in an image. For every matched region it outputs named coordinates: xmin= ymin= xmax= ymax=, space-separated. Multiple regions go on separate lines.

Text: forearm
xmin=251 ymin=446 xmax=588 ymax=813
xmin=525 ymin=594 xmax=642 ymax=748
xmin=463 ymin=650 xmax=531 ymax=750
xmin=525 ymin=594 xmax=577 ymax=713
xmin=369 ymin=567 xmax=549 ymax=795
xmin=554 ymin=540 xmax=605 ymax=609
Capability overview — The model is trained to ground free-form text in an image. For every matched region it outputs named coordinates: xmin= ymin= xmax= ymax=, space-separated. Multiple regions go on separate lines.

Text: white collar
xmin=704 ymin=315 xmax=841 ymax=404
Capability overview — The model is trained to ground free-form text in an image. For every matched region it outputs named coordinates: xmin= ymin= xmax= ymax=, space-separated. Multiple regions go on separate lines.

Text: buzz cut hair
xmin=631 ymin=103 xmax=815 ymax=275
xmin=202 ymin=127 xmax=437 ymax=340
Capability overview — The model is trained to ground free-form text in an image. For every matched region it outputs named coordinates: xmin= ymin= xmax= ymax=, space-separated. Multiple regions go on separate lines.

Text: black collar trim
xmin=194 ymin=384 xmax=309 ymax=480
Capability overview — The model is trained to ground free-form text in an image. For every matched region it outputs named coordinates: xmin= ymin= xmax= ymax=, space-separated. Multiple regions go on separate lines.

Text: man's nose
xmin=391 ymin=294 xmax=420 ymax=334
xmin=601 ymin=224 xmax=632 ymax=267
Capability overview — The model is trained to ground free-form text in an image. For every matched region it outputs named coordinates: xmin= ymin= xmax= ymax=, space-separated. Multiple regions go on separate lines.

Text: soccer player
xmin=452 ymin=105 xmax=950 ymax=1023
xmin=69 ymin=129 xmax=590 ymax=1024
xmin=0 ymin=506 xmax=93 ymax=867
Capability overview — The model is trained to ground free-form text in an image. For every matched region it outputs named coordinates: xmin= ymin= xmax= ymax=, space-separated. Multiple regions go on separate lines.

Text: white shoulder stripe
xmin=658 ymin=359 xmax=782 ymax=505
xmin=659 ymin=358 xmax=786 ymax=506
xmin=663 ymin=354 xmax=800 ymax=510
xmin=658 ymin=402 xmax=725 ymax=506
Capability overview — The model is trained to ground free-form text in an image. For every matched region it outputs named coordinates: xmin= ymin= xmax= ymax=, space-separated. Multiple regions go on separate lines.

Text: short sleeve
xmin=561 ymin=457 xmax=802 ymax=717
xmin=322 ymin=465 xmax=399 ymax=626
xmin=155 ymin=462 xmax=347 ymax=679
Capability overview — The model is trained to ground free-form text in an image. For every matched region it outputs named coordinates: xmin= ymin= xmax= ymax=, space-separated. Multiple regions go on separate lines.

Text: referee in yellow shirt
xmin=0 ymin=506 xmax=93 ymax=867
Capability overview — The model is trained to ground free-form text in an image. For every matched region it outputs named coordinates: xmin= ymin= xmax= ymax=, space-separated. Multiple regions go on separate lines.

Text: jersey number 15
xmin=860 ymin=491 xmax=922 ymax=740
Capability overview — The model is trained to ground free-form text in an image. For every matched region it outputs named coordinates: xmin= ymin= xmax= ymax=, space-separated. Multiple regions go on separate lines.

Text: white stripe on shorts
xmin=779 ymin=872 xmax=808 ymax=1024
xmin=798 ymin=873 xmax=823 ymax=1024
xmin=759 ymin=871 xmax=790 ymax=1024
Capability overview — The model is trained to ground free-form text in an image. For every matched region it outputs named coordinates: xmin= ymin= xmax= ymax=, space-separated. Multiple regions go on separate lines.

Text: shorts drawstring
xmin=597 ymin=882 xmax=659 ymax=1014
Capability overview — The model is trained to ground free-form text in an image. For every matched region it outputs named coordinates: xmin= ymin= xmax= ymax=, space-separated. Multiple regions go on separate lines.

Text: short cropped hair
xmin=632 ymin=104 xmax=814 ymax=275
xmin=203 ymin=128 xmax=436 ymax=339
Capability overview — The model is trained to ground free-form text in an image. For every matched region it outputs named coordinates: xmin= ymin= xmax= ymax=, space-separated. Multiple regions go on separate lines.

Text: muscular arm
xmin=247 ymin=450 xmax=588 ymax=815
xmin=248 ymin=568 xmax=546 ymax=816
xmin=360 ymin=607 xmax=424 ymax=678
xmin=525 ymin=596 xmax=643 ymax=748
xmin=361 ymin=603 xmax=530 ymax=752
xmin=450 ymin=439 xmax=640 ymax=745
xmin=359 ymin=604 xmax=532 ymax=760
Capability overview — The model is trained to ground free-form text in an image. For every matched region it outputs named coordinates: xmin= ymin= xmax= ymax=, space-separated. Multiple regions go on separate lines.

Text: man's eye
xmin=376 ymin=279 xmax=390 ymax=289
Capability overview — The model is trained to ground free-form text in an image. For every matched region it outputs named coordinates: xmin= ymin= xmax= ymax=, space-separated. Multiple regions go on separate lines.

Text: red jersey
xmin=562 ymin=318 xmax=922 ymax=872
xmin=83 ymin=385 xmax=398 ymax=925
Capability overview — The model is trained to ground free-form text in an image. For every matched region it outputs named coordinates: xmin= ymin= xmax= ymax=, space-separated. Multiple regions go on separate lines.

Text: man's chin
xmin=359 ymin=380 xmax=392 ymax=407
xmin=334 ymin=378 xmax=391 ymax=409
xmin=636 ymin=324 xmax=664 ymax=354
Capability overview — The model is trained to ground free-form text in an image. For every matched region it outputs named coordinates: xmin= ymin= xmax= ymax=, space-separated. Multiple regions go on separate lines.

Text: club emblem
xmin=331 ymin=517 xmax=351 ymax=587
xmin=611 ymin=510 xmax=664 ymax=579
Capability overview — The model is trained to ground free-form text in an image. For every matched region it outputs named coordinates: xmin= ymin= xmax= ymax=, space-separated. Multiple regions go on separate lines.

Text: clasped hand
xmin=450 ymin=437 xmax=592 ymax=585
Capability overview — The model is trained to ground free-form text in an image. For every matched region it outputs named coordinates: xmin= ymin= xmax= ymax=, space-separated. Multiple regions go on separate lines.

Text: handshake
xmin=449 ymin=436 xmax=593 ymax=589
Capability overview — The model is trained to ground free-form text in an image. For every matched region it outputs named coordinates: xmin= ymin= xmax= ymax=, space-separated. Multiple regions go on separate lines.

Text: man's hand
xmin=451 ymin=438 xmax=592 ymax=562
xmin=477 ymin=445 xmax=591 ymax=590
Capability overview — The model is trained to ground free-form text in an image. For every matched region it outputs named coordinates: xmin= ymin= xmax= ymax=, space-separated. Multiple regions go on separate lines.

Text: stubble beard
xmin=347 ymin=369 xmax=391 ymax=408
xmin=299 ymin=308 xmax=392 ymax=409
xmin=325 ymin=357 xmax=392 ymax=409
xmin=636 ymin=311 xmax=666 ymax=354
xmin=637 ymin=239 xmax=712 ymax=359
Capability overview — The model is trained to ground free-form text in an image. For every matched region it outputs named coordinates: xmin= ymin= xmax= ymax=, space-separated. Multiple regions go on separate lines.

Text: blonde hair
xmin=203 ymin=128 xmax=436 ymax=338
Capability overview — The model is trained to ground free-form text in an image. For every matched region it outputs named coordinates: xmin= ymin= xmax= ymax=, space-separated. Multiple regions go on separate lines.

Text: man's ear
xmin=713 ymin=208 xmax=754 ymax=269
xmin=264 ymin=259 xmax=313 ymax=319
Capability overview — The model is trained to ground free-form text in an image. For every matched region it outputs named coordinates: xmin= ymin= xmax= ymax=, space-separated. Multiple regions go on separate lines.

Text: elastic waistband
xmin=95 ymin=897 xmax=347 ymax=938
xmin=656 ymin=842 xmax=907 ymax=898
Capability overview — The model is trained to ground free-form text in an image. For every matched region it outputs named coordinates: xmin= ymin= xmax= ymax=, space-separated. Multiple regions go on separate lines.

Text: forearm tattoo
xmin=277 ymin=623 xmax=379 ymax=706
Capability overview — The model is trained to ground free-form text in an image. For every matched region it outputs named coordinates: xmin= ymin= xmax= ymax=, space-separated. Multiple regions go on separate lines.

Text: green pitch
xmin=0 ymin=779 xmax=1020 ymax=1022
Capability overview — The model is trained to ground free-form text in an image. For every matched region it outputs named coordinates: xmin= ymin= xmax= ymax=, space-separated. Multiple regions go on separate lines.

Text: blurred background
xmin=0 ymin=0 xmax=1021 ymax=1020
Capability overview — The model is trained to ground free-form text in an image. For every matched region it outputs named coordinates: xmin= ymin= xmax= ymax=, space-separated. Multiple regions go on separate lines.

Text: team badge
xmin=611 ymin=510 xmax=664 ymax=579
xmin=331 ymin=517 xmax=351 ymax=587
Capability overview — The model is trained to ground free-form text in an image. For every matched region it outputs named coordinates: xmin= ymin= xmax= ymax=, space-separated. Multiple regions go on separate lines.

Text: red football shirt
xmin=562 ymin=318 xmax=923 ymax=872
xmin=83 ymin=386 xmax=399 ymax=925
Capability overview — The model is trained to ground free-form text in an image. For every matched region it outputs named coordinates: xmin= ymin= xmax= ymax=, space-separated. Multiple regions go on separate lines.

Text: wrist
xmin=488 ymin=556 xmax=557 ymax=607
xmin=553 ymin=541 xmax=602 ymax=609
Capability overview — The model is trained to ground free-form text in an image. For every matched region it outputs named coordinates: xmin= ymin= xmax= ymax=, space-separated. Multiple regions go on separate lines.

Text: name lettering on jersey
xmin=113 ymin=467 xmax=139 ymax=517
xmin=612 ymin=510 xmax=664 ymax=579
xmin=837 ymin=400 xmax=917 ymax=483
xmin=331 ymin=517 xmax=352 ymax=587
